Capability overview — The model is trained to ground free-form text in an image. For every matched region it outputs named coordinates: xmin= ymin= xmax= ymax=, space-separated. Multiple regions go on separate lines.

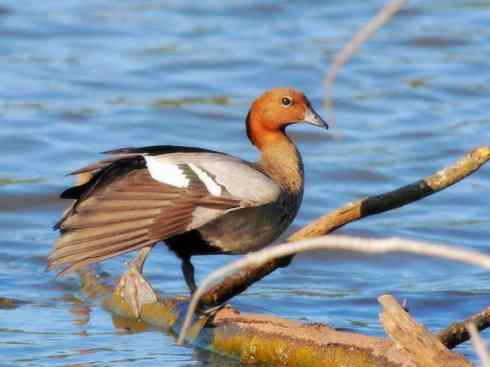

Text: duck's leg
xmin=117 ymin=246 xmax=157 ymax=318
xmin=181 ymin=256 xmax=227 ymax=317
xmin=181 ymin=256 xmax=197 ymax=294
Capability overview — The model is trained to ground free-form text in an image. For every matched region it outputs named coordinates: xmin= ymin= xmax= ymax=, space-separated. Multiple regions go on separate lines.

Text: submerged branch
xmin=199 ymin=146 xmax=490 ymax=309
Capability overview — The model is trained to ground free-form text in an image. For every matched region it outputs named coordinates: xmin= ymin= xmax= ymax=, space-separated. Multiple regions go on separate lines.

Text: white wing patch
xmin=188 ymin=163 xmax=222 ymax=196
xmin=144 ymin=156 xmax=190 ymax=188
xmin=143 ymin=152 xmax=281 ymax=204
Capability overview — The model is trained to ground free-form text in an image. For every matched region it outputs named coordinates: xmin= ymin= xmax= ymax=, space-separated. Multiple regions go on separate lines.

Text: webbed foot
xmin=116 ymin=247 xmax=156 ymax=318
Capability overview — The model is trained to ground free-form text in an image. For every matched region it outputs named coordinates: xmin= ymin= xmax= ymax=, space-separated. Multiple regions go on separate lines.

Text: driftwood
xmin=379 ymin=295 xmax=472 ymax=367
xmin=79 ymin=271 xmax=474 ymax=367
xmin=72 ymin=146 xmax=490 ymax=366
xmin=179 ymin=235 xmax=490 ymax=344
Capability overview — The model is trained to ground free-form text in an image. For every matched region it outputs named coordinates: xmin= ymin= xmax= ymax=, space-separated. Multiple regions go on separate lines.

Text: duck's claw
xmin=115 ymin=247 xmax=156 ymax=319
xmin=116 ymin=266 xmax=157 ymax=319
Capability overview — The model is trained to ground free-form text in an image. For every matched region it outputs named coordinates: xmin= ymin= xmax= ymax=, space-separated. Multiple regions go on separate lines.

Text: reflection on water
xmin=0 ymin=0 xmax=489 ymax=365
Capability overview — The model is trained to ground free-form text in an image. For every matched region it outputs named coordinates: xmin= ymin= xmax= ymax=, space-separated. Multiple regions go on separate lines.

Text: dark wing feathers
xmin=60 ymin=209 xmax=161 ymax=230
xmin=54 ymin=156 xmax=145 ymax=227
xmin=102 ymin=145 xmax=220 ymax=156
xmin=149 ymin=201 xmax=197 ymax=239
xmin=50 ymin=234 xmax=152 ymax=269
xmin=50 ymin=152 xmax=241 ymax=275
xmin=56 ymin=239 xmax=157 ymax=276
xmin=67 ymin=157 xmax=127 ymax=176
xmin=60 ymin=156 xmax=143 ymax=200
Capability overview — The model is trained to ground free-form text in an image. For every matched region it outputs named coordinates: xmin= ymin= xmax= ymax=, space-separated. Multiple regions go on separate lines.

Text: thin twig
xmin=178 ymin=235 xmax=490 ymax=344
xmin=467 ymin=322 xmax=490 ymax=367
xmin=324 ymin=0 xmax=407 ymax=116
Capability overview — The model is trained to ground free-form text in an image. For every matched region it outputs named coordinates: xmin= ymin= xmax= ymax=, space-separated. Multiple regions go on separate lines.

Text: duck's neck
xmin=256 ymin=133 xmax=304 ymax=196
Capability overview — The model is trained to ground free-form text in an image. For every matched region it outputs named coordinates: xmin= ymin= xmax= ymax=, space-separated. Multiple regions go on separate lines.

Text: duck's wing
xmin=49 ymin=145 xmax=281 ymax=274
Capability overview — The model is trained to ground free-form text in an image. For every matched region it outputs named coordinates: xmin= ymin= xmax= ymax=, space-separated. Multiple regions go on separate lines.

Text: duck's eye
xmin=281 ymin=96 xmax=293 ymax=107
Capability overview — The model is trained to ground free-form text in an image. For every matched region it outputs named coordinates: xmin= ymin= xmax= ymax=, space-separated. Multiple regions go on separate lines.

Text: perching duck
xmin=49 ymin=88 xmax=328 ymax=314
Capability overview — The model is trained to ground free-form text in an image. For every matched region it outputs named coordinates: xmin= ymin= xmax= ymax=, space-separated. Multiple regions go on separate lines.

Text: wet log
xmin=78 ymin=271 xmax=476 ymax=366
xmin=78 ymin=270 xmax=419 ymax=367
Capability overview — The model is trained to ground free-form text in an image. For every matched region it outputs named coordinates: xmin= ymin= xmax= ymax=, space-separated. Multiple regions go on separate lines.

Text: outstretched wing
xmin=49 ymin=146 xmax=268 ymax=275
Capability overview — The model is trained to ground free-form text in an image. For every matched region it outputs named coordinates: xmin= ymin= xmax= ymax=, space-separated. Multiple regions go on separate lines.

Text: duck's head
xmin=246 ymin=87 xmax=328 ymax=149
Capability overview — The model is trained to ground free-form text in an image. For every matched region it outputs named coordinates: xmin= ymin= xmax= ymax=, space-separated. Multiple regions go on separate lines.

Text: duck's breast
xmin=197 ymin=191 xmax=301 ymax=254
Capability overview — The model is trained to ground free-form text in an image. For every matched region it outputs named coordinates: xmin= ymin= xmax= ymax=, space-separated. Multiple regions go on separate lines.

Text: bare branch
xmin=199 ymin=146 xmax=490 ymax=309
xmin=178 ymin=235 xmax=490 ymax=344
xmin=438 ymin=307 xmax=490 ymax=350
xmin=324 ymin=0 xmax=407 ymax=116
xmin=467 ymin=322 xmax=490 ymax=367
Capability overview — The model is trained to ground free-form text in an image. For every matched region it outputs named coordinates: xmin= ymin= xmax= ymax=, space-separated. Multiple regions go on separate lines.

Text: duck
xmin=49 ymin=87 xmax=328 ymax=315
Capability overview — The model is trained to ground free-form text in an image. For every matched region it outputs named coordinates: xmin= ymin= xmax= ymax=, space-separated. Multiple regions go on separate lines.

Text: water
xmin=1 ymin=0 xmax=489 ymax=365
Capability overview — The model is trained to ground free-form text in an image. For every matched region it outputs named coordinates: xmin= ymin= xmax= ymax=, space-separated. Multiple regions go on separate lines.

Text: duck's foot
xmin=115 ymin=247 xmax=157 ymax=319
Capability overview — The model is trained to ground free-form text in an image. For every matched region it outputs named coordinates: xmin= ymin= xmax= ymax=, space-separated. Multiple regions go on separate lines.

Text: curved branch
xmin=324 ymin=0 xmax=407 ymax=102
xmin=179 ymin=235 xmax=490 ymax=344
xmin=466 ymin=322 xmax=490 ymax=367
xmin=324 ymin=0 xmax=407 ymax=125
xmin=199 ymin=146 xmax=490 ymax=308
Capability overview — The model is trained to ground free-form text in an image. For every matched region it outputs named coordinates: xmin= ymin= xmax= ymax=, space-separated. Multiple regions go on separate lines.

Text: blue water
xmin=1 ymin=0 xmax=489 ymax=365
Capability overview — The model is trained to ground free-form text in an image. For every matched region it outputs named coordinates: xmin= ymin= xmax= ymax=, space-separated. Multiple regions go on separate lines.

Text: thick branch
xmin=379 ymin=295 xmax=473 ymax=367
xmin=77 ymin=270 xmax=432 ymax=367
xmin=78 ymin=270 xmax=474 ymax=367
xmin=438 ymin=307 xmax=490 ymax=350
xmin=200 ymin=146 xmax=490 ymax=308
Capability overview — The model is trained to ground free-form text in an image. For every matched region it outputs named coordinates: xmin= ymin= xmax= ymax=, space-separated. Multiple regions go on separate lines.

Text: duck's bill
xmin=303 ymin=107 xmax=328 ymax=129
